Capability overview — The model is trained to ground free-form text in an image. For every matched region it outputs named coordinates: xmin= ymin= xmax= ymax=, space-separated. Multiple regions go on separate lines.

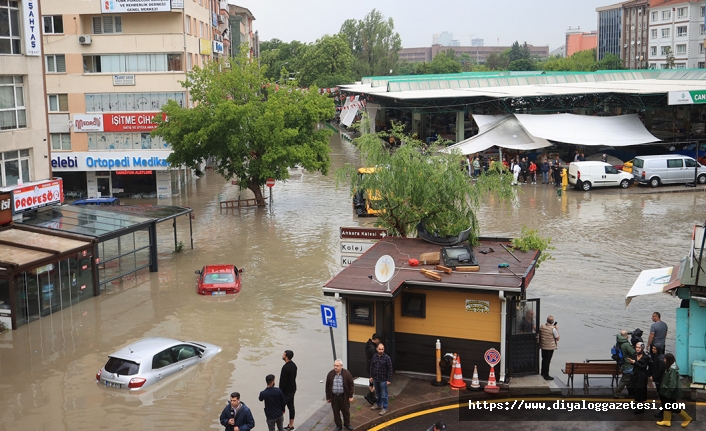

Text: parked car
xmin=196 ymin=265 xmax=243 ymax=295
xmin=632 ymin=154 xmax=706 ymax=187
xmin=71 ymin=197 xmax=120 ymax=206
xmin=568 ymin=161 xmax=634 ymax=191
xmin=620 ymin=159 xmax=633 ymax=173
xmin=96 ymin=337 xmax=221 ymax=390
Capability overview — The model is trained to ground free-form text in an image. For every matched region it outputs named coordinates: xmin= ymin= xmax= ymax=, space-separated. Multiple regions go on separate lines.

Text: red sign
xmin=116 ymin=170 xmax=153 ymax=175
xmin=0 ymin=192 xmax=11 ymax=225
xmin=103 ymin=112 xmax=164 ymax=132
xmin=12 ymin=179 xmax=64 ymax=214
xmin=266 ymin=178 xmax=275 ymax=188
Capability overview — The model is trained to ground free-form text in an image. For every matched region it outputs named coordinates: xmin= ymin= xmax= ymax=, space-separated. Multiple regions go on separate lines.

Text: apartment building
xmin=40 ymin=0 xmax=213 ymax=199
xmin=647 ymin=0 xmax=705 ymax=69
xmin=1 ymin=0 xmax=51 ymax=191
xmin=398 ymin=44 xmax=550 ymax=64
xmin=228 ymin=4 xmax=257 ymax=59
xmin=622 ymin=0 xmax=649 ymax=69
xmin=565 ymin=27 xmax=598 ymax=57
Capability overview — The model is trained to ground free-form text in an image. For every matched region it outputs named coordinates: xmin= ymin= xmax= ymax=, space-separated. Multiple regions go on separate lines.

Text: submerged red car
xmin=196 ymin=265 xmax=243 ymax=295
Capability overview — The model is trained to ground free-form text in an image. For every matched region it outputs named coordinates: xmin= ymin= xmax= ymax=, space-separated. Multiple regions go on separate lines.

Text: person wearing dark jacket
xmin=626 ymin=342 xmax=651 ymax=414
xmin=650 ymin=344 xmax=666 ymax=419
xmin=260 ymin=374 xmax=287 ymax=431
xmin=657 ymin=353 xmax=692 ymax=427
xmin=279 ymin=350 xmax=297 ymax=431
xmin=540 ymin=159 xmax=550 ymax=184
xmin=325 ymin=359 xmax=355 ymax=431
xmin=370 ymin=343 xmax=393 ymax=415
xmin=220 ymin=392 xmax=255 ymax=431
xmin=614 ymin=331 xmax=636 ymax=398
xmin=364 ymin=334 xmax=380 ymax=405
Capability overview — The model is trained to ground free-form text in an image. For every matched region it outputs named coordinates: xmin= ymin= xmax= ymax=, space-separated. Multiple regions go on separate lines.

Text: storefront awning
xmin=441 ymin=115 xmax=551 ymax=155
xmin=625 ymin=265 xmax=680 ymax=308
xmin=0 ymin=226 xmax=94 ymax=273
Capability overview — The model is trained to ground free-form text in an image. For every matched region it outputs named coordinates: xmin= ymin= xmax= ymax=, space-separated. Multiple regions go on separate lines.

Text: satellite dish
xmin=374 ymin=255 xmax=395 ymax=284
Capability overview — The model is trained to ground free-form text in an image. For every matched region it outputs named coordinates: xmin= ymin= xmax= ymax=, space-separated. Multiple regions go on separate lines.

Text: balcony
xmin=220 ymin=1 xmax=228 ymax=11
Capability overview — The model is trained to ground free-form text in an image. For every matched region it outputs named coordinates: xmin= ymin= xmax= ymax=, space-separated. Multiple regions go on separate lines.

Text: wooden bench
xmin=562 ymin=361 xmax=622 ymax=389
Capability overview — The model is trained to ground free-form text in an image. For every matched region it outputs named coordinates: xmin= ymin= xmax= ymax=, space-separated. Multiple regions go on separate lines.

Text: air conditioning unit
xmin=218 ymin=15 xmax=226 ymax=24
xmin=78 ymin=35 xmax=92 ymax=45
xmin=214 ymin=34 xmax=222 ymax=42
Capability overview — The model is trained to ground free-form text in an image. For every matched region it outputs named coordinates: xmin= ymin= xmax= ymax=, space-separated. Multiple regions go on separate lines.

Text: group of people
xmin=463 ymin=153 xmax=566 ymax=187
xmin=613 ymin=312 xmax=691 ymax=427
xmin=219 ymin=350 xmax=298 ymax=431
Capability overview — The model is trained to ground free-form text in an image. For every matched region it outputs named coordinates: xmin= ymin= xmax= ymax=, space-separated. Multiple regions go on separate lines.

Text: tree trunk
xmin=247 ymin=180 xmax=266 ymax=206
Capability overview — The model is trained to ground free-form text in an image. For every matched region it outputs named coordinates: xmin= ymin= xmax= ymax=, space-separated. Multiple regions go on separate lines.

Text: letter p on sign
xmin=321 ymin=305 xmax=337 ymax=328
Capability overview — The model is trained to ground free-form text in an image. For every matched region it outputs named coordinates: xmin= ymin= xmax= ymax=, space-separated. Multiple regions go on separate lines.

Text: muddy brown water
xmin=1 ymin=134 xmax=705 ymax=430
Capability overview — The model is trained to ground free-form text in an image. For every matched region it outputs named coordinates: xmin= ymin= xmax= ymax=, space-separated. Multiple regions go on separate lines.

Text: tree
xmin=664 ymin=47 xmax=675 ymax=69
xmin=152 ymin=48 xmax=335 ymax=204
xmin=428 ymin=51 xmax=462 ymax=74
xmin=508 ymin=59 xmax=535 ymax=71
xmin=298 ymin=34 xmax=355 ymax=88
xmin=258 ymin=39 xmax=307 ymax=81
xmin=484 ymin=51 xmax=510 ymax=70
xmin=339 ymin=9 xmax=402 ymax=78
xmin=509 ymin=41 xmax=523 ymax=62
xmin=337 ymin=120 xmax=515 ymax=239
xmin=595 ymin=53 xmax=623 ymax=71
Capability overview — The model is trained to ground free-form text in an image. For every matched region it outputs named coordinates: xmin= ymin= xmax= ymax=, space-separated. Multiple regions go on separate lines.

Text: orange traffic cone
xmin=449 ymin=353 xmax=466 ymax=390
xmin=484 ymin=365 xmax=500 ymax=394
xmin=469 ymin=365 xmax=482 ymax=391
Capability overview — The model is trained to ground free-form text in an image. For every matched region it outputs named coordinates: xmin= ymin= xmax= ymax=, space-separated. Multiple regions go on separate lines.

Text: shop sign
xmin=0 ymin=192 xmax=12 ymax=225
xmin=213 ymin=40 xmax=224 ymax=54
xmin=104 ymin=112 xmax=163 ymax=132
xmin=668 ymin=90 xmax=706 ymax=105
xmin=73 ymin=114 xmax=104 ymax=132
xmin=200 ymin=38 xmax=212 ymax=55
xmin=52 ymin=151 xmax=172 ymax=171
xmin=22 ymin=0 xmax=40 ymax=56
xmin=12 ymin=179 xmax=64 ymax=214
xmin=340 ymin=227 xmax=388 ymax=240
xmin=101 ymin=0 xmax=171 ymax=13
xmin=113 ymin=75 xmax=136 ymax=86
xmin=465 ymin=299 xmax=490 ymax=313
xmin=171 ymin=0 xmax=184 ymax=8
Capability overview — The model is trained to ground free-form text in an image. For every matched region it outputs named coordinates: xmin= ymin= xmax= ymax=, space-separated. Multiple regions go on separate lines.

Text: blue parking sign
xmin=321 ymin=305 xmax=337 ymax=328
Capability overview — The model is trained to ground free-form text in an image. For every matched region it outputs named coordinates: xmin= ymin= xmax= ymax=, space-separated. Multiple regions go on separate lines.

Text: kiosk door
xmin=507 ymin=298 xmax=540 ymax=376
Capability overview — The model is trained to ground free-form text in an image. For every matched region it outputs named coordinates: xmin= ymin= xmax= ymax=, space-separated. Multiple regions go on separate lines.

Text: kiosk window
xmin=401 ymin=293 xmax=426 ymax=318
xmin=349 ymin=300 xmax=373 ymax=326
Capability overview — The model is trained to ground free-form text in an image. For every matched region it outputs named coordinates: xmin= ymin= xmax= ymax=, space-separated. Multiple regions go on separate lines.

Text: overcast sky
xmin=245 ymin=0 xmax=613 ymax=51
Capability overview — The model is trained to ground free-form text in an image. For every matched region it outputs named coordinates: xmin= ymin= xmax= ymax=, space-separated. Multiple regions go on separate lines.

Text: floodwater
xmin=1 ymin=133 xmax=705 ymax=431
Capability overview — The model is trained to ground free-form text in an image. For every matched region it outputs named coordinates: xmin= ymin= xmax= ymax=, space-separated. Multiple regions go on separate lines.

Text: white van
xmin=568 ymin=161 xmax=634 ymax=191
xmin=632 ymin=155 xmax=706 ymax=187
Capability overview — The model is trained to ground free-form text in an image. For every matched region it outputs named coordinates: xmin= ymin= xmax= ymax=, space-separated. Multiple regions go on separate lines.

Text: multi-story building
xmin=622 ymin=0 xmax=649 ymax=69
xmin=228 ymin=4 xmax=257 ymax=59
xmin=398 ymin=44 xmax=550 ymax=64
xmin=433 ymin=31 xmax=460 ymax=47
xmin=647 ymin=0 xmax=705 ymax=69
xmin=596 ymin=2 xmax=623 ymax=60
xmin=214 ymin=1 xmax=230 ymax=59
xmin=565 ymin=27 xmax=598 ymax=57
xmin=40 ymin=0 xmax=213 ymax=199
xmin=1 ymin=0 xmax=51 ymax=190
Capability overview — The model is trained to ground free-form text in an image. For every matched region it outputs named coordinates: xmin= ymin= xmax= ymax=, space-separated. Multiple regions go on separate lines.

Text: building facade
xmin=40 ymin=0 xmax=214 ymax=199
xmin=647 ymin=0 xmax=705 ymax=69
xmin=1 ymin=0 xmax=51 ymax=189
xmin=228 ymin=4 xmax=257 ymax=59
xmin=622 ymin=0 xmax=649 ymax=69
xmin=596 ymin=2 xmax=623 ymax=60
xmin=565 ymin=27 xmax=598 ymax=57
xmin=398 ymin=44 xmax=550 ymax=64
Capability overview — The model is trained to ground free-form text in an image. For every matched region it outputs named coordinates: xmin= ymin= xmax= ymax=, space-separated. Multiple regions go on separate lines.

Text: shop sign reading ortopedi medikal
xmin=51 ymin=151 xmax=172 ymax=171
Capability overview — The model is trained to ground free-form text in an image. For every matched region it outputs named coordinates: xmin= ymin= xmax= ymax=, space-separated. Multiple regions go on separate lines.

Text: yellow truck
xmin=353 ymin=167 xmax=382 ymax=217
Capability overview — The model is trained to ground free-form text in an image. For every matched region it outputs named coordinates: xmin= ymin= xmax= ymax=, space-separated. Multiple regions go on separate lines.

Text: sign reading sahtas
xmin=101 ymin=0 xmax=171 ymax=14
xmin=465 ymin=299 xmax=490 ymax=313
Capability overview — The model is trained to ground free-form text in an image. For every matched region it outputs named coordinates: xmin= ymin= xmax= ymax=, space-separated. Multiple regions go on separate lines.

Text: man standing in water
xmin=279 ymin=350 xmax=297 ymax=431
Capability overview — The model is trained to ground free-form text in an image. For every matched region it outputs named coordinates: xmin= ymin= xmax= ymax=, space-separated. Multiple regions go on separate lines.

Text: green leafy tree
xmin=337 ymin=119 xmax=515 ymax=240
xmin=508 ymin=58 xmax=535 ymax=71
xmin=152 ymin=48 xmax=335 ymax=204
xmin=484 ymin=50 xmax=510 ymax=70
xmin=298 ymin=34 xmax=355 ymax=88
xmin=509 ymin=41 xmax=523 ymax=62
xmin=595 ymin=53 xmax=623 ymax=71
xmin=339 ymin=9 xmax=402 ymax=78
xmin=665 ymin=47 xmax=675 ymax=69
xmin=428 ymin=51 xmax=462 ymax=74
xmin=259 ymin=39 xmax=306 ymax=81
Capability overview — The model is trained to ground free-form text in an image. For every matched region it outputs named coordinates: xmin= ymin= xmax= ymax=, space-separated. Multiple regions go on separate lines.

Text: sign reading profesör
xmin=51 ymin=151 xmax=172 ymax=171
xmin=12 ymin=179 xmax=64 ymax=214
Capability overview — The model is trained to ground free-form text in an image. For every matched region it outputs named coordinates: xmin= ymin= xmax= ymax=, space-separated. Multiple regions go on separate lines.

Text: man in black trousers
xmin=279 ymin=349 xmax=297 ymax=431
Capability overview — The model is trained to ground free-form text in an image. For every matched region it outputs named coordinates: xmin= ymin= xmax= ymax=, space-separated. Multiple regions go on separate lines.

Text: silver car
xmin=96 ymin=337 xmax=221 ymax=390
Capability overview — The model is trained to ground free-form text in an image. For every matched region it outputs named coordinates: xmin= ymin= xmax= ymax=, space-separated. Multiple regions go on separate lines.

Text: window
xmin=349 ymin=300 xmax=373 ymax=326
xmin=661 ymin=28 xmax=670 ymax=38
xmin=667 ymin=159 xmax=684 ymax=168
xmin=43 ymin=15 xmax=64 ymax=34
xmin=0 ymin=1 xmax=21 ymax=54
xmin=83 ymin=54 xmax=181 ymax=73
xmin=46 ymin=54 xmax=66 ymax=73
xmin=0 ymin=76 xmax=26 ymax=131
xmin=677 ymin=7 xmax=687 ymax=19
xmin=686 ymin=159 xmax=698 ymax=168
xmin=675 ymin=63 xmax=686 ymax=69
xmin=660 ymin=63 xmax=670 ymax=69
xmin=677 ymin=26 xmax=687 ymax=37
xmin=92 ymin=16 xmax=122 ymax=34
xmin=702 ymin=6 xmax=705 ymax=17
xmin=85 ymin=92 xmax=185 ymax=112
xmin=185 ymin=15 xmax=190 ymax=34
xmin=651 ymin=46 xmax=657 ymax=56
xmin=50 ymin=133 xmax=71 ymax=150
xmin=662 ymin=10 xmax=671 ymax=20
xmin=200 ymin=21 xmax=204 ymax=38
xmin=676 ymin=44 xmax=686 ymax=55
xmin=167 ymin=54 xmax=181 ymax=71
xmin=401 ymin=293 xmax=426 ymax=318
xmin=87 ymin=132 xmax=170 ymax=150
xmin=699 ymin=62 xmax=705 ymax=69
xmin=48 ymin=94 xmax=68 ymax=112
xmin=187 ymin=53 xmax=192 ymax=71
xmin=651 ymin=29 xmax=657 ymax=39
xmin=651 ymin=11 xmax=657 ymax=21
xmin=661 ymin=46 xmax=670 ymax=55
xmin=1 ymin=149 xmax=31 ymax=187
xmin=700 ymin=24 xmax=705 ymax=36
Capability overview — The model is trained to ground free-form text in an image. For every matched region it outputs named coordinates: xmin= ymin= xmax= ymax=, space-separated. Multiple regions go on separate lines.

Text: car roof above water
xmin=203 ymin=265 xmax=235 ymax=273
xmin=109 ymin=337 xmax=189 ymax=362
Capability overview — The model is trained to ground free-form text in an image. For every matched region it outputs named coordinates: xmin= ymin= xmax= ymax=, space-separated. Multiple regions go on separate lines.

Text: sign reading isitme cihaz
xmin=101 ymin=0 xmax=171 ymax=14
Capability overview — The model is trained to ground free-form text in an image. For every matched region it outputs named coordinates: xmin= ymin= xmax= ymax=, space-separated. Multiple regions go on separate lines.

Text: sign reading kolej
xmin=101 ymin=0 xmax=171 ymax=14
xmin=668 ymin=90 xmax=706 ymax=105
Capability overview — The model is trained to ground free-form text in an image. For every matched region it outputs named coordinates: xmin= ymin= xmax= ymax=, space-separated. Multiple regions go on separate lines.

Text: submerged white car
xmin=96 ymin=337 xmax=221 ymax=390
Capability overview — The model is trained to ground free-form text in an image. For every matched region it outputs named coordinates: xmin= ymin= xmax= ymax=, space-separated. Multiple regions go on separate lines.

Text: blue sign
xmin=321 ymin=305 xmax=337 ymax=328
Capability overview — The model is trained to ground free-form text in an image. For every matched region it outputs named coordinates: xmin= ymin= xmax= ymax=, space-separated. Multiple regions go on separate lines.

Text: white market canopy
xmin=625 ymin=267 xmax=675 ymax=308
xmin=441 ymin=113 xmax=659 ymax=155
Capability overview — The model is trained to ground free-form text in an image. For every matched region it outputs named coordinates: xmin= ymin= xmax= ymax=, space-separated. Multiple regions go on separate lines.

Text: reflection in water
xmin=1 ymin=134 xmax=705 ymax=429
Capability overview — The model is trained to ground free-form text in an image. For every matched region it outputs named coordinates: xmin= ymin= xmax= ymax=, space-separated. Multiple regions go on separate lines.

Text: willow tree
xmin=338 ymin=120 xmax=514 ymax=241
xmin=152 ymin=48 xmax=335 ymax=203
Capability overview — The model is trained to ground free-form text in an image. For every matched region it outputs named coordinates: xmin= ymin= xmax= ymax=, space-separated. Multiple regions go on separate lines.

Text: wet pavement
xmin=1 ymin=131 xmax=706 ymax=430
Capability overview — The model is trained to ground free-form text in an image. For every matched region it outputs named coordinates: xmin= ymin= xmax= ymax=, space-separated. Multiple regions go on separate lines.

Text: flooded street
xmin=1 ymin=133 xmax=706 ymax=430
